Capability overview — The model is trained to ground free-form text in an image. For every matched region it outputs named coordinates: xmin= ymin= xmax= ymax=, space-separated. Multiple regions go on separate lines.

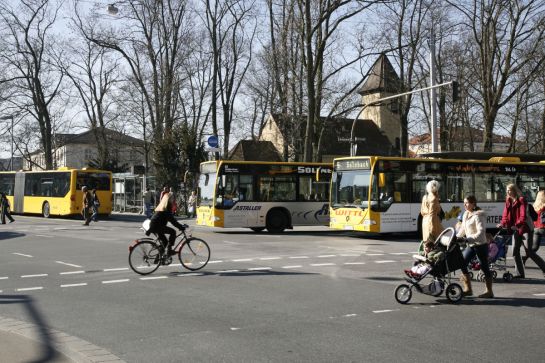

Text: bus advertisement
xmin=330 ymin=155 xmax=545 ymax=233
xmin=0 ymin=168 xmax=112 ymax=218
xmin=196 ymin=160 xmax=332 ymax=232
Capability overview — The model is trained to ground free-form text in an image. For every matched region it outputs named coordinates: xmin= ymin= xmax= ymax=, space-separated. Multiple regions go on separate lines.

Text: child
xmin=404 ymin=237 xmax=445 ymax=278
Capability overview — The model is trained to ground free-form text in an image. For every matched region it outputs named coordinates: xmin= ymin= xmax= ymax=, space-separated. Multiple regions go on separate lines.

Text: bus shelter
xmin=112 ymin=173 xmax=156 ymax=213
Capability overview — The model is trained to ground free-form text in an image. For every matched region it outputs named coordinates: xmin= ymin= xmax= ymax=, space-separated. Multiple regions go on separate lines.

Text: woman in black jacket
xmin=149 ymin=192 xmax=185 ymax=255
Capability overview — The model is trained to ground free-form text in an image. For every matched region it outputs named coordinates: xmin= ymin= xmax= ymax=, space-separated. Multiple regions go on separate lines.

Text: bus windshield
xmin=332 ymin=170 xmax=372 ymax=208
xmin=198 ymin=172 xmax=216 ymax=206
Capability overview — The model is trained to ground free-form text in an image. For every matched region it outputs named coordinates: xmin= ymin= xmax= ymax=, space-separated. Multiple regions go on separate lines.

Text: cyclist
xmin=148 ymin=192 xmax=186 ymax=255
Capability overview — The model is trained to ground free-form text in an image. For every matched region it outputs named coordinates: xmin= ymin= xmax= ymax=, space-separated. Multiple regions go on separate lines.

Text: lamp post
xmin=0 ymin=115 xmax=14 ymax=171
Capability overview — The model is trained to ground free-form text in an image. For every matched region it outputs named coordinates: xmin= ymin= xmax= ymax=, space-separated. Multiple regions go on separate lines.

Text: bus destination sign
xmin=336 ymin=159 xmax=371 ymax=171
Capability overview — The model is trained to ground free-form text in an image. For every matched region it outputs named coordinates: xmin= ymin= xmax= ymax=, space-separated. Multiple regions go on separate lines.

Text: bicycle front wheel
xmin=129 ymin=241 xmax=162 ymax=275
xmin=179 ymin=238 xmax=210 ymax=271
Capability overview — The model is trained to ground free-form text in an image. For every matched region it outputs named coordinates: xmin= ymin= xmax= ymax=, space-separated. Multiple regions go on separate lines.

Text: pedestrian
xmin=528 ymin=189 xmax=545 ymax=263
xmin=1 ymin=192 xmax=15 ymax=224
xmin=143 ymin=187 xmax=154 ymax=218
xmin=420 ymin=180 xmax=444 ymax=242
xmin=91 ymin=188 xmax=100 ymax=222
xmin=188 ymin=190 xmax=197 ymax=218
xmin=81 ymin=186 xmax=92 ymax=226
xmin=498 ymin=183 xmax=545 ymax=278
xmin=457 ymin=195 xmax=493 ymax=298
xmin=160 ymin=186 xmax=170 ymax=201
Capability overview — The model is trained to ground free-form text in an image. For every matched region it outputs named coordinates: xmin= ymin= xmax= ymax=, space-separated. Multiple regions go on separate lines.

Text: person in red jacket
xmin=499 ymin=184 xmax=545 ymax=278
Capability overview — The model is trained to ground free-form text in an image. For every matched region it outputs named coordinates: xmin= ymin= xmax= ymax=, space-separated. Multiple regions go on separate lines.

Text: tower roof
xmin=358 ymin=54 xmax=401 ymax=95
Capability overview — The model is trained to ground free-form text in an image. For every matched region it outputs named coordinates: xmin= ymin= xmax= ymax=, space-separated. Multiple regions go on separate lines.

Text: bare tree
xmin=448 ymin=0 xmax=545 ymax=151
xmin=0 ymin=0 xmax=65 ymax=169
xmin=202 ymin=0 xmax=257 ymax=157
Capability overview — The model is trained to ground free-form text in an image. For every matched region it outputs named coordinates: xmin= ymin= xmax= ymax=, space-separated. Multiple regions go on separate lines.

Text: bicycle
xmin=128 ymin=223 xmax=210 ymax=275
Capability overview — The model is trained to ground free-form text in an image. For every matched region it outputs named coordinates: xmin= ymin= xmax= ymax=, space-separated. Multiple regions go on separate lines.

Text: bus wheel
xmin=250 ymin=227 xmax=265 ymax=233
xmin=42 ymin=202 xmax=51 ymax=218
xmin=266 ymin=210 xmax=287 ymax=233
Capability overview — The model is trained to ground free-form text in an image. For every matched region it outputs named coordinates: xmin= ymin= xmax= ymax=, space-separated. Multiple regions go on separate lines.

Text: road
xmin=1 ymin=214 xmax=545 ymax=362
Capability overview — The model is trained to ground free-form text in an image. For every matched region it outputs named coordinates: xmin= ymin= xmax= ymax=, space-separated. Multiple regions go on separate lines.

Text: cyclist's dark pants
xmin=155 ymin=225 xmax=176 ymax=249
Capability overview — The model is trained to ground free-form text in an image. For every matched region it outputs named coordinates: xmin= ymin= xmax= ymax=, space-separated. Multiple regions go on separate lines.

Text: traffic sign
xmin=207 ymin=135 xmax=219 ymax=148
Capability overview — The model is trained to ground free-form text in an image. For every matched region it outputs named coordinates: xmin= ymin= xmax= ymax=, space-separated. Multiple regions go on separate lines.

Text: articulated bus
xmin=329 ymin=155 xmax=545 ymax=234
xmin=196 ymin=160 xmax=332 ymax=232
xmin=0 ymin=168 xmax=112 ymax=218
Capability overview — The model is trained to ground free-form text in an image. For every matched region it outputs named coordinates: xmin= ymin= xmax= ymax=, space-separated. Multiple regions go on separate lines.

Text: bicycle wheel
xmin=179 ymin=237 xmax=210 ymax=271
xmin=129 ymin=241 xmax=162 ymax=275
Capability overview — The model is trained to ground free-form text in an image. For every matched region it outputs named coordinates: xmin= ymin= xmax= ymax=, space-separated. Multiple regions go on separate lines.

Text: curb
xmin=0 ymin=315 xmax=125 ymax=363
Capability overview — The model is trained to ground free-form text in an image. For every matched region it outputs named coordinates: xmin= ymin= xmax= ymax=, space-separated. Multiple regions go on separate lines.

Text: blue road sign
xmin=207 ymin=135 xmax=219 ymax=148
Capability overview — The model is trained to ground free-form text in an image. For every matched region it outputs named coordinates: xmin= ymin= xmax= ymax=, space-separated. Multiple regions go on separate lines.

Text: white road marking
xmin=0 ymin=277 xmax=8 ymax=280
xmin=35 ymin=234 xmax=52 ymax=238
xmin=177 ymin=273 xmax=204 ymax=277
xmin=230 ymin=327 xmax=240 ymax=331
xmin=282 ymin=265 xmax=302 ymax=269
xmin=259 ymin=257 xmax=281 ymax=260
xmin=318 ymin=255 xmax=336 ymax=258
xmin=289 ymin=256 xmax=309 ymax=259
xmin=55 ymin=261 xmax=82 ymax=268
xmin=344 ymin=262 xmax=365 ymax=265
xmin=310 ymin=263 xmax=336 ymax=267
xmin=140 ymin=276 xmax=168 ymax=280
xmin=208 ymin=260 xmax=223 ymax=264
xmin=248 ymin=267 xmax=272 ymax=271
xmin=16 ymin=287 xmax=43 ymax=291
xmin=103 ymin=268 xmax=129 ymax=272
xmin=13 ymin=253 xmax=33 ymax=258
xmin=375 ymin=260 xmax=395 ymax=263
xmin=367 ymin=253 xmax=384 ymax=256
xmin=60 ymin=271 xmax=85 ymax=275
xmin=21 ymin=274 xmax=48 ymax=278
xmin=389 ymin=252 xmax=409 ymax=255
xmin=61 ymin=283 xmax=88 ymax=288
xmin=102 ymin=279 xmax=130 ymax=284
xmin=232 ymin=258 xmax=253 ymax=262
xmin=533 ymin=293 xmax=545 ymax=296
xmin=340 ymin=254 xmax=361 ymax=257
xmin=222 ymin=240 xmax=241 ymax=245
xmin=373 ymin=309 xmax=399 ymax=314
xmin=218 ymin=270 xmax=240 ymax=273
xmin=343 ymin=314 xmax=358 ymax=317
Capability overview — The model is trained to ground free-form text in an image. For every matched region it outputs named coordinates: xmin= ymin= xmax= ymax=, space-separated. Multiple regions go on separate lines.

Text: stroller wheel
xmin=446 ymin=283 xmax=463 ymax=303
xmin=394 ymin=284 xmax=412 ymax=304
xmin=503 ymin=272 xmax=513 ymax=282
xmin=477 ymin=271 xmax=485 ymax=282
xmin=492 ymin=270 xmax=497 ymax=279
xmin=468 ymin=271 xmax=474 ymax=280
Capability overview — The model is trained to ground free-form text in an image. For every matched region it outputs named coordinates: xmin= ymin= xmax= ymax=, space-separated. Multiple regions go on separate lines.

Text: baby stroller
xmin=395 ymin=227 xmax=465 ymax=304
xmin=468 ymin=229 xmax=513 ymax=282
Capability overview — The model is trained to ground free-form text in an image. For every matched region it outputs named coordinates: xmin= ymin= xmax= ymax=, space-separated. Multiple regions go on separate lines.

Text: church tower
xmin=358 ymin=54 xmax=402 ymax=150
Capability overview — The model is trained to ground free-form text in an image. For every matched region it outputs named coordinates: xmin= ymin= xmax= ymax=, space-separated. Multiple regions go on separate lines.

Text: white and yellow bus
xmin=329 ymin=155 xmax=545 ymax=233
xmin=0 ymin=167 xmax=112 ymax=218
xmin=196 ymin=160 xmax=332 ymax=232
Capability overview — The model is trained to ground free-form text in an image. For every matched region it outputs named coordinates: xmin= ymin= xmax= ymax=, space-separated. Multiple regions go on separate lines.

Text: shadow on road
xmin=0 ymin=231 xmax=26 ymax=240
xmin=0 ymin=295 xmax=61 ymax=363
xmin=169 ymin=270 xmax=318 ymax=277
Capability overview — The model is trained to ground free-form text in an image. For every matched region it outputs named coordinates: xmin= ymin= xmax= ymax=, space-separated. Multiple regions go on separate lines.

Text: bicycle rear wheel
xmin=179 ymin=237 xmax=210 ymax=271
xmin=129 ymin=241 xmax=162 ymax=275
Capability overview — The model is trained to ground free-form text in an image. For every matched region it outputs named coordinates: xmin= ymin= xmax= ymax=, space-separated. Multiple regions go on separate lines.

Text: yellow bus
xmin=196 ymin=160 xmax=332 ymax=232
xmin=0 ymin=167 xmax=112 ymax=218
xmin=329 ymin=155 xmax=545 ymax=233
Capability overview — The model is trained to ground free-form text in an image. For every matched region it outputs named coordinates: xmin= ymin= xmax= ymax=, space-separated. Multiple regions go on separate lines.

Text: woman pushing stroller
xmin=457 ymin=195 xmax=494 ymax=298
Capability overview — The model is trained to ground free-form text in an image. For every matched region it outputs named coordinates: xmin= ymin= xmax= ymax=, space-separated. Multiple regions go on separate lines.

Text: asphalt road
xmin=1 ymin=214 xmax=545 ymax=363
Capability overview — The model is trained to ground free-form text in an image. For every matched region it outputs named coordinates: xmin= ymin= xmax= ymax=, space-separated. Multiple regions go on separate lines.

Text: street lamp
xmin=0 ymin=115 xmax=15 ymax=171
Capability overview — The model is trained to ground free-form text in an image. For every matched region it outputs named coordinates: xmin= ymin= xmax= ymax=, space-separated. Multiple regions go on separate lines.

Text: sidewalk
xmin=0 ymin=316 xmax=125 ymax=363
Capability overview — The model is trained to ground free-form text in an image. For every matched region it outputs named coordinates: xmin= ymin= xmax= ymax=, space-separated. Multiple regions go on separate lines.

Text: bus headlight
xmin=331 ymin=217 xmax=336 ymax=223
xmin=214 ymin=216 xmax=221 ymax=221
xmin=362 ymin=220 xmax=376 ymax=226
